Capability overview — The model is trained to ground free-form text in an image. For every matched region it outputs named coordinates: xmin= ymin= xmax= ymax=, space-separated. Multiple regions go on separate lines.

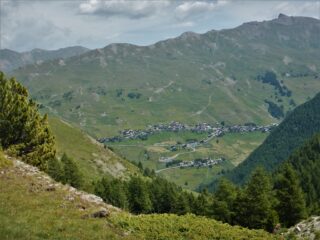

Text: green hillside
xmin=0 ymin=155 xmax=279 ymax=240
xmin=286 ymin=134 xmax=320 ymax=214
xmin=11 ymin=15 xmax=320 ymax=137
xmin=208 ymin=92 xmax=320 ymax=188
xmin=49 ymin=117 xmax=140 ymax=183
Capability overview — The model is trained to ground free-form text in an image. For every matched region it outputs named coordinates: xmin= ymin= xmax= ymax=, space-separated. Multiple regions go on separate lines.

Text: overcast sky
xmin=1 ymin=0 xmax=319 ymax=52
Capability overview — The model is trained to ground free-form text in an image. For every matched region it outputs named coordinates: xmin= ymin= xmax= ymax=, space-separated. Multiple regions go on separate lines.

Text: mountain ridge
xmin=0 ymin=46 xmax=90 ymax=72
xmin=11 ymin=15 xmax=320 ymax=137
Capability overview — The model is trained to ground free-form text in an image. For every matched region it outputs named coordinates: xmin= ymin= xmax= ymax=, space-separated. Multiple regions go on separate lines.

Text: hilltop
xmin=0 ymin=46 xmax=89 ymax=72
xmin=10 ymin=14 xmax=320 ymax=137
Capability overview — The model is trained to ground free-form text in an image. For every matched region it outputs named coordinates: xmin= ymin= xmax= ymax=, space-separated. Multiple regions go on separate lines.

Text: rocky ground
xmin=1 ymin=155 xmax=120 ymax=216
xmin=286 ymin=216 xmax=320 ymax=240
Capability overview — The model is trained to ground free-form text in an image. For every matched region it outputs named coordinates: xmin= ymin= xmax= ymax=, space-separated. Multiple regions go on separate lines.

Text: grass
xmin=49 ymin=117 xmax=140 ymax=187
xmin=159 ymin=161 xmax=233 ymax=191
xmin=111 ymin=213 xmax=280 ymax=240
xmin=0 ymin=150 xmax=12 ymax=169
xmin=108 ymin=131 xmax=268 ymax=190
xmin=0 ymin=157 xmax=280 ymax=240
xmin=0 ymin=162 xmax=128 ymax=240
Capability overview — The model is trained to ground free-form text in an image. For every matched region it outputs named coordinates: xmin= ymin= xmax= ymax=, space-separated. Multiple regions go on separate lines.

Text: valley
xmin=1 ymin=10 xmax=320 ymax=239
xmin=105 ymin=126 xmax=269 ymax=190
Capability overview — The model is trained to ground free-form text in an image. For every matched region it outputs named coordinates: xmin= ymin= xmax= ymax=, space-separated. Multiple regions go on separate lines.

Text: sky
xmin=1 ymin=0 xmax=320 ymax=52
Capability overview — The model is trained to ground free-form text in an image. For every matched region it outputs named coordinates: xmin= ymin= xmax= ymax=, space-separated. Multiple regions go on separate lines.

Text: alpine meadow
xmin=1 ymin=1 xmax=320 ymax=239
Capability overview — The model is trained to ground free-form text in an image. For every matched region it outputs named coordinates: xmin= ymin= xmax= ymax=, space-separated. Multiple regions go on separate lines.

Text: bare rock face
xmin=287 ymin=216 xmax=320 ymax=239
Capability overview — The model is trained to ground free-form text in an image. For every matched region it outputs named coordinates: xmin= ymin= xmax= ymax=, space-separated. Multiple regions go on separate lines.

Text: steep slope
xmin=0 ymin=155 xmax=279 ymax=240
xmin=0 ymin=46 xmax=89 ymax=72
xmin=49 ymin=117 xmax=140 ymax=183
xmin=286 ymin=134 xmax=320 ymax=213
xmin=12 ymin=14 xmax=320 ymax=137
xmin=212 ymin=92 xmax=320 ymax=187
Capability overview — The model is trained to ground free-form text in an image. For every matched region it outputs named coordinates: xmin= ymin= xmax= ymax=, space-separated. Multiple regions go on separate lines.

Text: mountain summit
xmin=11 ymin=15 xmax=320 ymax=136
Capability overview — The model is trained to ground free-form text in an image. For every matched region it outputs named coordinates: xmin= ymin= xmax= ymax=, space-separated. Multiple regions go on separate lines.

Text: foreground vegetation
xmin=112 ymin=213 xmax=279 ymax=240
xmin=0 ymin=156 xmax=279 ymax=240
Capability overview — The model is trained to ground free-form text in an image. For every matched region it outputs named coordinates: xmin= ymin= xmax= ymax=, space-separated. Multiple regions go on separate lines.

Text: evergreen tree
xmin=194 ymin=189 xmax=212 ymax=217
xmin=234 ymin=168 xmax=278 ymax=231
xmin=174 ymin=193 xmax=191 ymax=215
xmin=128 ymin=176 xmax=152 ymax=214
xmin=274 ymin=164 xmax=307 ymax=227
xmin=61 ymin=153 xmax=83 ymax=189
xmin=212 ymin=178 xmax=237 ymax=224
xmin=0 ymin=72 xmax=56 ymax=171
xmin=47 ymin=157 xmax=63 ymax=182
xmin=94 ymin=177 xmax=129 ymax=209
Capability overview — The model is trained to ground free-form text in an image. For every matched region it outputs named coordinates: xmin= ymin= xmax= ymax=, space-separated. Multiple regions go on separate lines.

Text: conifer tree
xmin=128 ymin=176 xmax=152 ymax=214
xmin=212 ymin=178 xmax=237 ymax=224
xmin=274 ymin=164 xmax=307 ymax=227
xmin=194 ymin=189 xmax=212 ymax=217
xmin=61 ymin=153 xmax=83 ymax=189
xmin=47 ymin=157 xmax=63 ymax=182
xmin=234 ymin=168 xmax=278 ymax=231
xmin=0 ymin=72 xmax=56 ymax=171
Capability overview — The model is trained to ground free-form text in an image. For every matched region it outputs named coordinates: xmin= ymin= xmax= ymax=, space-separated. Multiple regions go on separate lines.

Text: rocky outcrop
xmin=287 ymin=216 xmax=320 ymax=240
xmin=2 ymin=156 xmax=120 ymax=214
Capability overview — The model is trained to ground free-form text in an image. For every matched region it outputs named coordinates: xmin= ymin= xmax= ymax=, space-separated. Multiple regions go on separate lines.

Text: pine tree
xmin=94 ymin=177 xmax=129 ymax=209
xmin=274 ymin=164 xmax=307 ymax=227
xmin=61 ymin=153 xmax=83 ymax=189
xmin=47 ymin=157 xmax=63 ymax=182
xmin=0 ymin=72 xmax=56 ymax=171
xmin=234 ymin=168 xmax=278 ymax=231
xmin=128 ymin=176 xmax=152 ymax=214
xmin=194 ymin=189 xmax=212 ymax=217
xmin=174 ymin=193 xmax=191 ymax=215
xmin=212 ymin=178 xmax=238 ymax=224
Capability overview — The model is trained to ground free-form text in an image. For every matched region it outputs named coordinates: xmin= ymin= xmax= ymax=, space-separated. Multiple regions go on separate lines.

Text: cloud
xmin=79 ymin=0 xmax=171 ymax=19
xmin=175 ymin=1 xmax=228 ymax=20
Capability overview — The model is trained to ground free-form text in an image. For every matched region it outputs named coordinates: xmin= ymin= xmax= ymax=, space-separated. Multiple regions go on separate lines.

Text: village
xmin=98 ymin=121 xmax=278 ymax=143
xmin=155 ymin=158 xmax=225 ymax=173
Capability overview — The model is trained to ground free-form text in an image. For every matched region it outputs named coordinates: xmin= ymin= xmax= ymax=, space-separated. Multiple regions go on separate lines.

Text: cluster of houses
xmin=178 ymin=158 xmax=224 ymax=169
xmin=98 ymin=121 xmax=278 ymax=143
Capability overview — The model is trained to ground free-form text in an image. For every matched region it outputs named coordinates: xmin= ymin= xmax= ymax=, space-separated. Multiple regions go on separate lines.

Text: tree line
xmin=93 ymin=162 xmax=308 ymax=232
xmin=217 ymin=91 xmax=320 ymax=187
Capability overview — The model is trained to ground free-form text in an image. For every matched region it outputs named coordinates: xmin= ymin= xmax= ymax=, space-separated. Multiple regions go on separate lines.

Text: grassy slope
xmin=49 ymin=117 xmax=140 ymax=183
xmin=221 ymin=92 xmax=320 ymax=187
xmin=12 ymin=16 xmax=320 ymax=137
xmin=108 ymin=131 xmax=267 ymax=190
xmin=0 ymin=158 xmax=279 ymax=240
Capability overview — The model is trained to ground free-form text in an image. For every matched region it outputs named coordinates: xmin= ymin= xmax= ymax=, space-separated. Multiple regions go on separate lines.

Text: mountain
xmin=207 ymin=92 xmax=320 ymax=189
xmin=11 ymin=14 xmax=320 ymax=137
xmin=0 ymin=46 xmax=89 ymax=72
xmin=0 ymin=154 xmax=278 ymax=240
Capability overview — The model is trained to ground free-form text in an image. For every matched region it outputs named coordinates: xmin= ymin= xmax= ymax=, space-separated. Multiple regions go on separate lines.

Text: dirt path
xmin=192 ymin=94 xmax=213 ymax=116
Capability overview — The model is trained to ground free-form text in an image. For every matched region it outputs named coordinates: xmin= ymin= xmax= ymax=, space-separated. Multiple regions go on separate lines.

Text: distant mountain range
xmin=7 ymin=14 xmax=320 ymax=137
xmin=0 ymin=46 xmax=89 ymax=72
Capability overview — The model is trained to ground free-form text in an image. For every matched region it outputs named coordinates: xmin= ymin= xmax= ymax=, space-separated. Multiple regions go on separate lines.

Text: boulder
xmin=91 ymin=208 xmax=109 ymax=218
